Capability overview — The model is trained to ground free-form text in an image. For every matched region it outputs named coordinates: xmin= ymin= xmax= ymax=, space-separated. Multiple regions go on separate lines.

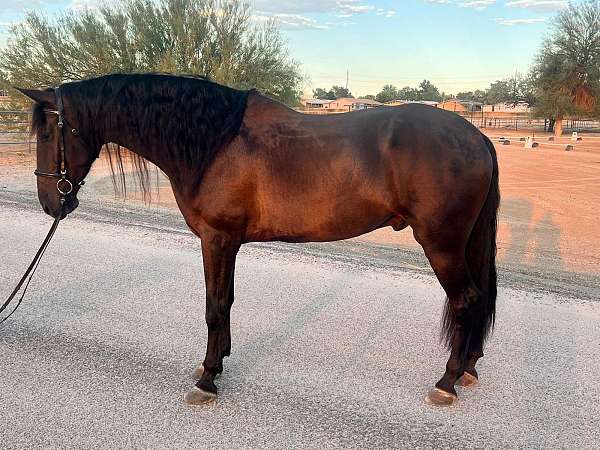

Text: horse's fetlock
xmin=445 ymin=359 xmax=463 ymax=375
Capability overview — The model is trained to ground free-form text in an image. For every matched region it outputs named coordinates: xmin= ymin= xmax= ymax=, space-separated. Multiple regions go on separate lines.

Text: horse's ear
xmin=14 ymin=87 xmax=55 ymax=105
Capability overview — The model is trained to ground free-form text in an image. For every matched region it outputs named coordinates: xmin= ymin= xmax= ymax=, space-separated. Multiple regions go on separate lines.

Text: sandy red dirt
xmin=2 ymin=128 xmax=599 ymax=276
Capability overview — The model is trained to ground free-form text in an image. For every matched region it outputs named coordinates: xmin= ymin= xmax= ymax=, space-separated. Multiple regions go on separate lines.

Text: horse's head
xmin=17 ymin=87 xmax=99 ymax=219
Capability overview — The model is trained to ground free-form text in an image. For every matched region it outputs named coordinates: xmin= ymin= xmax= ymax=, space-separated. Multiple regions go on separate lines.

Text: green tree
xmin=417 ymin=79 xmax=442 ymax=102
xmin=398 ymin=86 xmax=419 ymax=101
xmin=531 ymin=0 xmax=600 ymax=135
xmin=485 ymin=79 xmax=511 ymax=104
xmin=375 ymin=81 xmax=443 ymax=103
xmin=312 ymin=86 xmax=352 ymax=99
xmin=456 ymin=89 xmax=486 ymax=103
xmin=313 ymin=88 xmax=334 ymax=99
xmin=0 ymin=0 xmax=303 ymax=106
xmin=485 ymin=74 xmax=536 ymax=106
xmin=330 ymin=85 xmax=353 ymax=98
xmin=375 ymin=84 xmax=400 ymax=103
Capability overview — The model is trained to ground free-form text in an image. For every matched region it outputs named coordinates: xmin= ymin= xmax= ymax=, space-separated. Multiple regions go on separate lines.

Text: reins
xmin=1 ymin=86 xmax=85 ymax=326
xmin=0 ymin=215 xmax=61 ymax=325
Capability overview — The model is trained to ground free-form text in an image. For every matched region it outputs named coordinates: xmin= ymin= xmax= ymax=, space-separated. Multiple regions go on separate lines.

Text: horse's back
xmin=315 ymin=104 xmax=494 ymax=221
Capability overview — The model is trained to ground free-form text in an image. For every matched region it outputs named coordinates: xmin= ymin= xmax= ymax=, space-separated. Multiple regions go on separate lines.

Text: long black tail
xmin=465 ymin=135 xmax=500 ymax=344
xmin=442 ymin=135 xmax=500 ymax=348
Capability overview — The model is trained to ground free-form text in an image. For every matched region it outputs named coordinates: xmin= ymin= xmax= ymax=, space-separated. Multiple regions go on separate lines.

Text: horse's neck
xmin=96 ymin=107 xmax=177 ymax=180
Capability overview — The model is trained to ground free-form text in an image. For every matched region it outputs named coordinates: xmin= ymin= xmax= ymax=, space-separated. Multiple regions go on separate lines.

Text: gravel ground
xmin=1 ymin=192 xmax=599 ymax=449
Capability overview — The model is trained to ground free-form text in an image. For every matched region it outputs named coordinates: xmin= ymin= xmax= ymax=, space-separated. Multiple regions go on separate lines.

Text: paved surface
xmin=1 ymin=192 xmax=599 ymax=449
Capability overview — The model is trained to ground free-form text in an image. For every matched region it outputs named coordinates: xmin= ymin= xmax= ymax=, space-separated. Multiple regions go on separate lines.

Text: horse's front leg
xmin=185 ymin=229 xmax=240 ymax=405
xmin=191 ymin=267 xmax=235 ymax=381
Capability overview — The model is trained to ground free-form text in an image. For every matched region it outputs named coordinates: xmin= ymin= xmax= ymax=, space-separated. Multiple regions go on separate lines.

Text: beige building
xmin=303 ymin=98 xmax=334 ymax=109
xmin=438 ymin=99 xmax=483 ymax=113
xmin=325 ymin=97 xmax=383 ymax=111
xmin=483 ymin=102 xmax=530 ymax=113
xmin=0 ymin=89 xmax=10 ymax=105
xmin=303 ymin=97 xmax=383 ymax=112
xmin=385 ymin=100 xmax=439 ymax=107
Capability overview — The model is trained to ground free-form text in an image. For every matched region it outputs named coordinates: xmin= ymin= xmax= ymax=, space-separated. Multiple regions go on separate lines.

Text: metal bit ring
xmin=57 ymin=178 xmax=73 ymax=196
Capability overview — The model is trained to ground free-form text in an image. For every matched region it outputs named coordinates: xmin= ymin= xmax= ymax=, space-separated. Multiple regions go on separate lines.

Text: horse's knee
xmin=205 ymin=310 xmax=226 ymax=331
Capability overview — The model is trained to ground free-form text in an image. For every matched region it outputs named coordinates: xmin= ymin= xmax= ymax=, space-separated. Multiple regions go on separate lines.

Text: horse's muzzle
xmin=61 ymin=195 xmax=79 ymax=218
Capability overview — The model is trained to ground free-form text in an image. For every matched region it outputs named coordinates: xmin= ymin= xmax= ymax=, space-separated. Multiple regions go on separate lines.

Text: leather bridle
xmin=33 ymin=86 xmax=87 ymax=204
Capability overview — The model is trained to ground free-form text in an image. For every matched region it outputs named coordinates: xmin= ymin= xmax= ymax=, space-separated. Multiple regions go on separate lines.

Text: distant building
xmin=438 ymin=99 xmax=483 ymax=113
xmin=303 ymin=97 xmax=383 ymax=112
xmin=325 ymin=97 xmax=383 ymax=111
xmin=385 ymin=100 xmax=439 ymax=107
xmin=0 ymin=89 xmax=9 ymax=104
xmin=483 ymin=102 xmax=530 ymax=113
xmin=303 ymin=98 xmax=335 ymax=109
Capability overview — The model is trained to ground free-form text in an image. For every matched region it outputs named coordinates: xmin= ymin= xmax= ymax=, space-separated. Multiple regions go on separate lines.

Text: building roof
xmin=488 ymin=101 xmax=530 ymax=107
xmin=305 ymin=98 xmax=334 ymax=105
xmin=387 ymin=100 xmax=439 ymax=106
xmin=443 ymin=99 xmax=483 ymax=106
xmin=338 ymin=97 xmax=383 ymax=106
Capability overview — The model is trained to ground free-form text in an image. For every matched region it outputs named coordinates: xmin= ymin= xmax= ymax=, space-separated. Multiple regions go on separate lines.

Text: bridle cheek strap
xmin=33 ymin=86 xmax=86 ymax=203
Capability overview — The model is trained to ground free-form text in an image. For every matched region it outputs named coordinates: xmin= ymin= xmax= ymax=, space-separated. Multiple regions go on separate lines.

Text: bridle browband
xmin=33 ymin=86 xmax=86 ymax=202
xmin=1 ymin=86 xmax=91 ymax=325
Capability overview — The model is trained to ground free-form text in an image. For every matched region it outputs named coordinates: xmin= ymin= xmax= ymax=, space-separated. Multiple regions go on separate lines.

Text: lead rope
xmin=0 ymin=214 xmax=61 ymax=325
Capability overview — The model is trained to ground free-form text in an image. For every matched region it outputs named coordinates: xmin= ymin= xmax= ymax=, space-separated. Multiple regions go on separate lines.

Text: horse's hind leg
xmin=185 ymin=229 xmax=240 ymax=405
xmin=457 ymin=335 xmax=483 ymax=388
xmin=419 ymin=240 xmax=485 ymax=406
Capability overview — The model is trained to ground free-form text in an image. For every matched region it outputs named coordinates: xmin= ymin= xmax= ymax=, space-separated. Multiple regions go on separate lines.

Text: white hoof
xmin=184 ymin=387 xmax=217 ymax=405
xmin=424 ymin=388 xmax=457 ymax=407
xmin=456 ymin=372 xmax=479 ymax=388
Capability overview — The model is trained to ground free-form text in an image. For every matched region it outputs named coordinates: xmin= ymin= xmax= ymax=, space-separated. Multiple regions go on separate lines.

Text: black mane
xmin=31 ymin=73 xmax=251 ymax=200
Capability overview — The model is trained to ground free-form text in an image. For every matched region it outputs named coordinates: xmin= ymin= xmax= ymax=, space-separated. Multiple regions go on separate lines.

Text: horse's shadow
xmin=501 ymin=198 xmax=563 ymax=272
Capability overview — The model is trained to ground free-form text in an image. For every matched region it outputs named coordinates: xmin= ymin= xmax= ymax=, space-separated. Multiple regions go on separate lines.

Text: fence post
xmin=27 ymin=110 xmax=32 ymax=154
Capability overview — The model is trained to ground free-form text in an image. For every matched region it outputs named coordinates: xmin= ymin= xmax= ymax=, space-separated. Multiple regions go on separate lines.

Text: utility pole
xmin=346 ymin=70 xmax=349 ymax=90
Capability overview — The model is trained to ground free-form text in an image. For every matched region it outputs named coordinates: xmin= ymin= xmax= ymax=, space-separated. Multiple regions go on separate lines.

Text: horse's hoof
xmin=191 ymin=365 xmax=221 ymax=381
xmin=184 ymin=387 xmax=217 ymax=405
xmin=425 ymin=388 xmax=457 ymax=407
xmin=456 ymin=372 xmax=479 ymax=388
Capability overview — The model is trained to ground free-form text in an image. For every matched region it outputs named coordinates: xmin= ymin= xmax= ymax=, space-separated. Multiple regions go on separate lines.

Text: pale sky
xmin=0 ymin=0 xmax=577 ymax=96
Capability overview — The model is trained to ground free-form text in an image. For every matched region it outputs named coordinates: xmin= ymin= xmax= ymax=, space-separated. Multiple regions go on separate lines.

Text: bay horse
xmin=17 ymin=73 xmax=499 ymax=407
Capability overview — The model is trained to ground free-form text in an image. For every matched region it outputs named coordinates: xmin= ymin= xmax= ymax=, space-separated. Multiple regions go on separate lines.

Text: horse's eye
xmin=39 ymin=131 xmax=52 ymax=142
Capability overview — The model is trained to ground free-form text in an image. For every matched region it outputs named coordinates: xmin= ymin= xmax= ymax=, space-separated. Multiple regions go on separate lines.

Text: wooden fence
xmin=300 ymin=106 xmax=600 ymax=133
xmin=0 ymin=110 xmax=35 ymax=153
xmin=456 ymin=111 xmax=600 ymax=132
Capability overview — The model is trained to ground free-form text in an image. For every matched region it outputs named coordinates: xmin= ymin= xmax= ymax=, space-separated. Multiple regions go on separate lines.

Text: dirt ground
xmin=1 ymin=128 xmax=599 ymax=277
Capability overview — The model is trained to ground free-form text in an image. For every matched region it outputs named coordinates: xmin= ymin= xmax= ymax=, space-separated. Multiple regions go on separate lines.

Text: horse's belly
xmin=245 ymin=195 xmax=397 ymax=243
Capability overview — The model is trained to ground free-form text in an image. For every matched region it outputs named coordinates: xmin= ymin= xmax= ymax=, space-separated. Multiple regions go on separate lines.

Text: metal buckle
xmin=57 ymin=178 xmax=73 ymax=196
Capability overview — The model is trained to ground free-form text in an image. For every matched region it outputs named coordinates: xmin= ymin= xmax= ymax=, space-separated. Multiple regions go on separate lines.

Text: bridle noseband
xmin=33 ymin=86 xmax=86 ymax=204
